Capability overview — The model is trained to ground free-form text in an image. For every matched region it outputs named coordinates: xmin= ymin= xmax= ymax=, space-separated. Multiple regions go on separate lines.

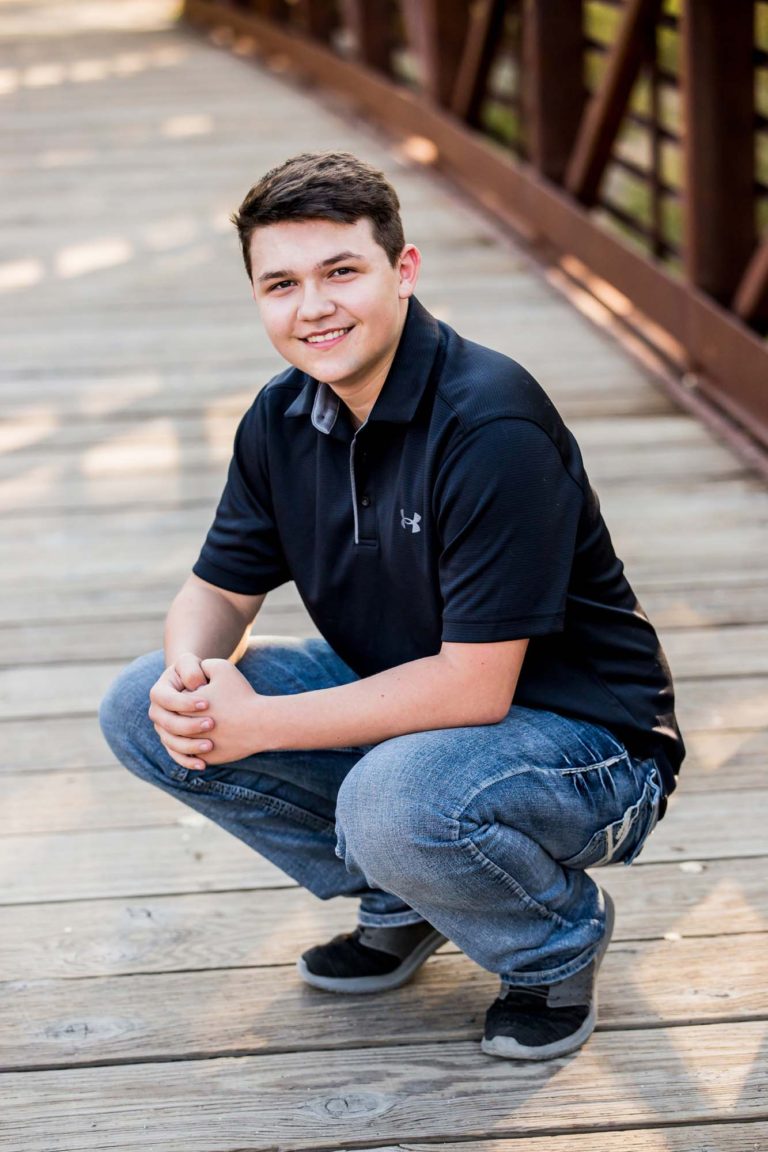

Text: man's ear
xmin=397 ymin=243 xmax=421 ymax=299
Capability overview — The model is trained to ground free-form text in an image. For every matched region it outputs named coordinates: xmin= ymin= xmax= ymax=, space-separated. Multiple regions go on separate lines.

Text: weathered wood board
xmin=2 ymin=855 xmax=764 ymax=983
xmin=2 ymin=931 xmax=765 ymax=1070
xmin=1 ymin=1024 xmax=766 ymax=1151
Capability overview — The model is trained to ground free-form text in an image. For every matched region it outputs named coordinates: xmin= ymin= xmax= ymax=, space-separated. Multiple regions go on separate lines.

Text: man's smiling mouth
xmin=303 ymin=327 xmax=352 ymax=345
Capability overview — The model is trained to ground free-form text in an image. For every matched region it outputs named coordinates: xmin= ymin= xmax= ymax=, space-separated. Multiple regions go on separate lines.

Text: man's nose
xmin=298 ymin=282 xmax=335 ymax=322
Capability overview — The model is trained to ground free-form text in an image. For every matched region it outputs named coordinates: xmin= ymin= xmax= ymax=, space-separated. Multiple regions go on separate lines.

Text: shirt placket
xmin=349 ymin=429 xmax=377 ymax=546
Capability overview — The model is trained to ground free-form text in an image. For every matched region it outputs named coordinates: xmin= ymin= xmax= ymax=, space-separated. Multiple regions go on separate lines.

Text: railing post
xmin=340 ymin=0 xmax=395 ymax=75
xmin=243 ymin=0 xmax=288 ymax=20
xmin=294 ymin=0 xmax=336 ymax=42
xmin=565 ymin=0 xmax=661 ymax=204
xmin=521 ymin=0 xmax=584 ymax=183
xmin=450 ymin=0 xmax=507 ymax=125
xmin=405 ymin=0 xmax=470 ymax=107
xmin=680 ymin=0 xmax=756 ymax=304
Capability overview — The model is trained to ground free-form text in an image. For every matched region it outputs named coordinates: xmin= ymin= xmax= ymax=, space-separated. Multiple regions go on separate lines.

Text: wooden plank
xmin=1 ymin=855 xmax=764 ymax=982
xmin=0 ymin=578 xmax=300 ymax=627
xmin=678 ymin=729 xmax=768 ymax=794
xmin=0 ymin=822 xmax=290 ymax=905
xmin=349 ymin=1124 xmax=768 ymax=1152
xmin=638 ymin=790 xmax=768 ymax=864
xmin=6 ymin=613 xmax=767 ymax=677
xmin=2 ymin=1021 xmax=766 ymax=1150
xmin=7 ymin=718 xmax=767 ymax=834
xmin=0 ymin=574 xmax=763 ymax=632
xmin=2 ymin=659 xmax=765 ymax=731
xmin=6 ymin=479 xmax=765 ymax=536
xmin=1 ymin=785 xmax=765 ymax=905
xmin=2 ymin=722 xmax=765 ymax=795
xmin=3 ymin=507 xmax=766 ymax=588
xmin=639 ymin=582 xmax=768 ymax=629
xmin=658 ymin=624 xmax=768 ymax=679
xmin=3 ymin=606 xmax=318 ymax=667
xmin=675 ymin=677 xmax=768 ymax=732
xmin=0 ymin=427 xmax=747 ymax=515
xmin=0 ymin=716 xmax=119 ymax=772
xmin=4 ymin=768 xmax=188 ymax=836
xmin=2 ymin=931 xmax=765 ymax=1070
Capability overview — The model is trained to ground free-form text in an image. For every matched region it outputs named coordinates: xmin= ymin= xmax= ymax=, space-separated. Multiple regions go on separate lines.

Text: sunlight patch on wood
xmin=55 ymin=238 xmax=133 ymax=279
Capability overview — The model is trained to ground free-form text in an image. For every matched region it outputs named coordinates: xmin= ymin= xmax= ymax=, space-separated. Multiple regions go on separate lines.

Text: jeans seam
xmin=558 ymin=751 xmax=629 ymax=776
xmin=461 ymin=836 xmax=571 ymax=929
xmin=446 ymin=752 xmax=630 ymax=825
xmin=183 ymin=775 xmax=336 ymax=832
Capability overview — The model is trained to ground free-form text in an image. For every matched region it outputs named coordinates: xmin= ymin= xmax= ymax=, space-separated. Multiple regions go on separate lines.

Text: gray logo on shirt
xmin=400 ymin=509 xmax=421 ymax=534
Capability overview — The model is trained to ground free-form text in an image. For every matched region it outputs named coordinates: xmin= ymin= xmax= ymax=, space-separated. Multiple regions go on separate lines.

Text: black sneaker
xmin=297 ymin=920 xmax=447 ymax=994
xmin=482 ymin=889 xmax=615 ymax=1060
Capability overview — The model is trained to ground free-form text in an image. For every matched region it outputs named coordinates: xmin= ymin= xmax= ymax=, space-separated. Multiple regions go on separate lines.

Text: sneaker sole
xmin=481 ymin=888 xmax=616 ymax=1061
xmin=296 ymin=928 xmax=447 ymax=994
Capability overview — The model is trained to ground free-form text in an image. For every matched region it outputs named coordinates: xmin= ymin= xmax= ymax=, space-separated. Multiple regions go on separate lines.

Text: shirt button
xmin=361 ymin=495 xmax=371 ymax=507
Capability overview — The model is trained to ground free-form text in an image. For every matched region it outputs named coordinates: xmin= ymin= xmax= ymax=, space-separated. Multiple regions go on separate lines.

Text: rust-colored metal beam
xmin=450 ymin=0 xmax=506 ymax=125
xmin=522 ymin=0 xmax=584 ymax=184
xmin=340 ymin=0 xmax=394 ymax=74
xmin=244 ymin=0 xmax=288 ymax=21
xmin=681 ymin=0 xmax=756 ymax=304
xmin=294 ymin=0 xmax=336 ymax=42
xmin=406 ymin=0 xmax=471 ymax=108
xmin=733 ymin=234 xmax=768 ymax=331
xmin=181 ymin=0 xmax=768 ymax=451
xmin=565 ymin=0 xmax=661 ymax=204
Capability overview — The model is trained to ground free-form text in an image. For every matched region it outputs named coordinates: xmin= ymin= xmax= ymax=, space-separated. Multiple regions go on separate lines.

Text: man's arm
xmin=172 ymin=637 xmax=529 ymax=767
xmin=163 ymin=573 xmax=264 ymax=667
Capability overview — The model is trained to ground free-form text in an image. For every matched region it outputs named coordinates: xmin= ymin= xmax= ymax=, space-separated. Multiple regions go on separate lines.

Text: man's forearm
xmin=250 ymin=643 xmax=525 ymax=752
xmin=164 ymin=577 xmax=262 ymax=665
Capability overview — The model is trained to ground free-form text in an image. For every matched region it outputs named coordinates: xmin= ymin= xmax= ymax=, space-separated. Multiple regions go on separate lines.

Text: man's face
xmin=249 ymin=217 xmax=420 ymax=396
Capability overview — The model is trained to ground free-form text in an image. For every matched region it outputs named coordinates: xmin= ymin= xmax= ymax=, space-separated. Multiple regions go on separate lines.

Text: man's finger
xmin=177 ymin=654 xmax=210 ymax=692
xmin=164 ymin=745 xmax=209 ymax=772
xmin=156 ymin=727 xmax=213 ymax=767
xmin=149 ymin=702 xmax=215 ymax=737
xmin=150 ymin=679 xmax=208 ymax=715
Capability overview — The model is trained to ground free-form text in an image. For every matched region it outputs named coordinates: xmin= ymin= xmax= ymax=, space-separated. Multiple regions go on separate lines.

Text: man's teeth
xmin=306 ymin=328 xmax=349 ymax=344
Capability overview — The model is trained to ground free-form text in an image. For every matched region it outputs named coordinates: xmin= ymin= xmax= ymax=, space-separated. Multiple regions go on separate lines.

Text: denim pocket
xmin=561 ymin=760 xmax=663 ymax=869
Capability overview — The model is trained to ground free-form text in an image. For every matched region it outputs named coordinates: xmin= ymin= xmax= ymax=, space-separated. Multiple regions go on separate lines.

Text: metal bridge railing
xmin=182 ymin=0 xmax=768 ymax=459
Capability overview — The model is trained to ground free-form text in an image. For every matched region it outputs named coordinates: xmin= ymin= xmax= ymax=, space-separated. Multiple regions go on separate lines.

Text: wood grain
xmin=1 ymin=854 xmax=765 ymax=982
xmin=2 ymin=931 xmax=765 ymax=1070
xmin=1 ymin=1023 xmax=765 ymax=1150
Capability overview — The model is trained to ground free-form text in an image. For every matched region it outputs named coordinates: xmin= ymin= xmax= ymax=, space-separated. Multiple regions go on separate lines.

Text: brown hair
xmin=231 ymin=152 xmax=405 ymax=281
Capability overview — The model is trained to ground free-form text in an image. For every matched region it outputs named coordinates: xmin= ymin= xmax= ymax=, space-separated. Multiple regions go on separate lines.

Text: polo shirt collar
xmin=283 ymin=297 xmax=440 ymax=434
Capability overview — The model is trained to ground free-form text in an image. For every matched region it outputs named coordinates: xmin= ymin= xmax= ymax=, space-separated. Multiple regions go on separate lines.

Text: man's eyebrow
xmin=257 ymin=251 xmax=365 ymax=285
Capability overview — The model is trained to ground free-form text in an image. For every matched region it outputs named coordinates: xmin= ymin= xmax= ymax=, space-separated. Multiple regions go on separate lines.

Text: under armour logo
xmin=400 ymin=509 xmax=421 ymax=534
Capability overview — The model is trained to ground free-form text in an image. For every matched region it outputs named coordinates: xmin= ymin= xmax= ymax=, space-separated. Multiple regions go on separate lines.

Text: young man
xmin=100 ymin=151 xmax=684 ymax=1061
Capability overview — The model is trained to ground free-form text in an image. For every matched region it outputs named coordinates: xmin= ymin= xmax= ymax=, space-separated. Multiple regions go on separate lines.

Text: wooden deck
xmin=2 ymin=2 xmax=767 ymax=1149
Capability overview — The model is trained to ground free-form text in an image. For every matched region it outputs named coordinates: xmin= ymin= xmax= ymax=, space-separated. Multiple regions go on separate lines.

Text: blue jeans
xmin=99 ymin=637 xmax=662 ymax=987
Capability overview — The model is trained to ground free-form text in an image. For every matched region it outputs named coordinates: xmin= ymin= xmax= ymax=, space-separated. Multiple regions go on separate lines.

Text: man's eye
xmin=330 ymin=267 xmax=354 ymax=277
xmin=268 ymin=280 xmax=295 ymax=292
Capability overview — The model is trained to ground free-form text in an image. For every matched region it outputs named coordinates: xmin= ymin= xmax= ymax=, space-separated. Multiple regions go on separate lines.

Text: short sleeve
xmin=192 ymin=399 xmax=290 ymax=595
xmin=436 ymin=418 xmax=583 ymax=642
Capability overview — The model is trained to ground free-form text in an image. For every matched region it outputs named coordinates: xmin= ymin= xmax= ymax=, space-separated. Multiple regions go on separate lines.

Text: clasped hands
xmin=148 ymin=654 xmax=265 ymax=771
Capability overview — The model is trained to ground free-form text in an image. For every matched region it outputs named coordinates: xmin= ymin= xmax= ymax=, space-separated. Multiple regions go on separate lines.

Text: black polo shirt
xmin=194 ymin=297 xmax=684 ymax=797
